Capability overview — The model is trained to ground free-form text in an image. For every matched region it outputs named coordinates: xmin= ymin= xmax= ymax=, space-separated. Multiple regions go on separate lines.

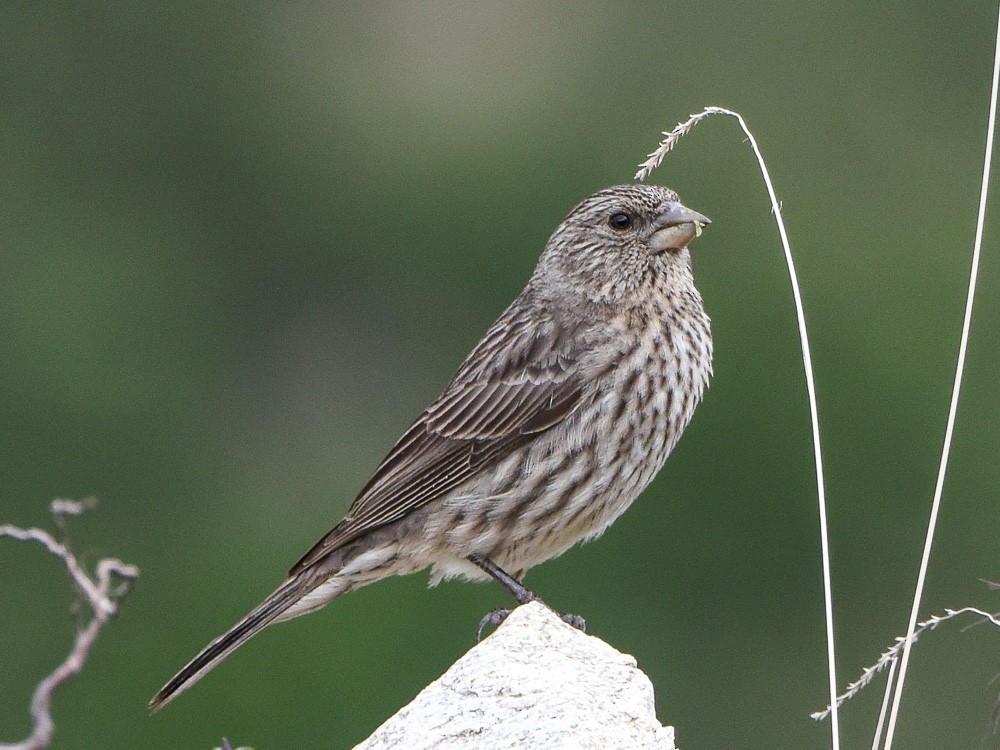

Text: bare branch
xmin=0 ymin=499 xmax=139 ymax=750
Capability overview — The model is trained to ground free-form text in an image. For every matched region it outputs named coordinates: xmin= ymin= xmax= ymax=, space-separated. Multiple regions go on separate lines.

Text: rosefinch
xmin=151 ymin=184 xmax=712 ymax=711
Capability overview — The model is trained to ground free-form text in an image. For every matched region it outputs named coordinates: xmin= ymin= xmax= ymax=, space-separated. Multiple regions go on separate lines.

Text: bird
xmin=150 ymin=183 xmax=713 ymax=711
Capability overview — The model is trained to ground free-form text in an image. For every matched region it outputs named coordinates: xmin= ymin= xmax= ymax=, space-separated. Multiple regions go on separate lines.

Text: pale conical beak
xmin=649 ymin=202 xmax=710 ymax=253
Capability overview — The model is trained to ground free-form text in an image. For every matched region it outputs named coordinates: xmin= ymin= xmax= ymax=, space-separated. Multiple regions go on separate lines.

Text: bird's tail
xmin=149 ymin=571 xmax=330 ymax=712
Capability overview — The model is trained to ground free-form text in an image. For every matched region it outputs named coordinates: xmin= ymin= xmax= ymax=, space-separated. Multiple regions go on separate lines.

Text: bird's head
xmin=535 ymin=184 xmax=710 ymax=306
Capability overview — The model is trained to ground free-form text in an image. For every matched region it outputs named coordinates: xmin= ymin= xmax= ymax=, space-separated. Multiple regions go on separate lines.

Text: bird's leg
xmin=467 ymin=553 xmax=586 ymax=640
xmin=467 ymin=553 xmax=534 ymax=640
xmin=468 ymin=553 xmax=536 ymax=603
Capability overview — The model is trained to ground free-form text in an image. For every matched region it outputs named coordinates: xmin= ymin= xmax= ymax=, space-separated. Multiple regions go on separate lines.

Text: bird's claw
xmin=475 ymin=606 xmax=587 ymax=641
xmin=476 ymin=608 xmax=513 ymax=641
xmin=560 ymin=612 xmax=586 ymax=632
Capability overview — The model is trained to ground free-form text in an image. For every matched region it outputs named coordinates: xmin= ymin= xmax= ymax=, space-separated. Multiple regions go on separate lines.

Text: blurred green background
xmin=2 ymin=2 xmax=998 ymax=748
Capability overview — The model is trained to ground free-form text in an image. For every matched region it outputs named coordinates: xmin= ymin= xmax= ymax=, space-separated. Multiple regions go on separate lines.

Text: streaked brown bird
xmin=151 ymin=184 xmax=712 ymax=711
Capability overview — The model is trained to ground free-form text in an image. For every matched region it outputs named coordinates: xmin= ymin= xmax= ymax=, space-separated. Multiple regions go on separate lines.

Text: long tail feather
xmin=150 ymin=573 xmax=317 ymax=712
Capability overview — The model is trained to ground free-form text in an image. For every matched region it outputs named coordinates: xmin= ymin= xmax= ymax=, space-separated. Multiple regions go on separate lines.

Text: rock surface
xmin=353 ymin=601 xmax=676 ymax=750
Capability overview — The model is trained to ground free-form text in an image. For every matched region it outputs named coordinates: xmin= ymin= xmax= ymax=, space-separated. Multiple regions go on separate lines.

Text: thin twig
xmin=636 ymin=106 xmax=840 ymax=750
xmin=0 ymin=499 xmax=139 ymax=750
xmin=880 ymin=7 xmax=1000 ymax=748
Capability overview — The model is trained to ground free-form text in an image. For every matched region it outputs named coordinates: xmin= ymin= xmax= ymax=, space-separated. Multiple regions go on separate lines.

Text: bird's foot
xmin=560 ymin=611 xmax=586 ymax=631
xmin=476 ymin=608 xmax=513 ymax=641
xmin=466 ymin=554 xmax=585 ymax=639
xmin=475 ymin=605 xmax=587 ymax=641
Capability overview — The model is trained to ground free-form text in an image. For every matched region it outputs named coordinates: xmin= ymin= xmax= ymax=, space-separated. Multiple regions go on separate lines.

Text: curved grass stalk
xmin=637 ymin=107 xmax=840 ymax=750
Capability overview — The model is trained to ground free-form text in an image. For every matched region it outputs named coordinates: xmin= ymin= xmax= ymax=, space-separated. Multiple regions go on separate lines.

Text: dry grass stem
xmin=635 ymin=105 xmax=841 ymax=750
xmin=880 ymin=6 xmax=1000 ymax=746
xmin=813 ymin=607 xmax=1000 ymax=722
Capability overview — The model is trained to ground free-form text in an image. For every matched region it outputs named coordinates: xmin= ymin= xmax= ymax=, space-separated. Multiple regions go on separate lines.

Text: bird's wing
xmin=289 ymin=314 xmax=585 ymax=575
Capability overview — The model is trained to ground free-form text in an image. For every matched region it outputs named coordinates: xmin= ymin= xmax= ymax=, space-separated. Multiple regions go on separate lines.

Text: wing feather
xmin=289 ymin=313 xmax=584 ymax=574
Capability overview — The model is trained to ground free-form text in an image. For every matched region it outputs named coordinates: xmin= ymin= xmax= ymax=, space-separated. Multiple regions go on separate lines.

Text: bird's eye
xmin=608 ymin=212 xmax=633 ymax=230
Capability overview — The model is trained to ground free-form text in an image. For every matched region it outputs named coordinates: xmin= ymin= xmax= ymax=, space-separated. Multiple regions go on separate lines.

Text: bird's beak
xmin=649 ymin=202 xmax=711 ymax=253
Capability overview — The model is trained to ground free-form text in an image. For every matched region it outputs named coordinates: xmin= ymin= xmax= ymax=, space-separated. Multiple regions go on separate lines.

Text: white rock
xmin=353 ymin=601 xmax=676 ymax=750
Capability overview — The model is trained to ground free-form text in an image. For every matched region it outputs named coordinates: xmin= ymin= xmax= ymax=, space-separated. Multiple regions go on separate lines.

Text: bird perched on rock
xmin=151 ymin=183 xmax=713 ymax=711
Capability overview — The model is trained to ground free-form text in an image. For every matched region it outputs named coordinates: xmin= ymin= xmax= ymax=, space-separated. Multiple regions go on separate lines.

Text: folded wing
xmin=290 ymin=314 xmax=584 ymax=574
